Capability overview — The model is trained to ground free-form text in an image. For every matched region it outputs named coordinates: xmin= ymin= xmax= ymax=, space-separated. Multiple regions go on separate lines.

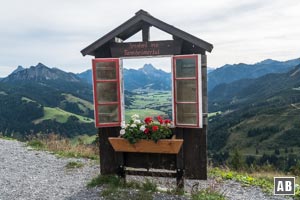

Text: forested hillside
xmin=208 ymin=65 xmax=300 ymax=169
xmin=0 ymin=63 xmax=96 ymax=139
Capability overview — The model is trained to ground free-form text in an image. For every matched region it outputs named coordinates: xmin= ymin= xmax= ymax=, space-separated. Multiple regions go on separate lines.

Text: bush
xmin=290 ymin=161 xmax=300 ymax=176
xmin=27 ymin=139 xmax=45 ymax=149
xmin=230 ymin=149 xmax=244 ymax=171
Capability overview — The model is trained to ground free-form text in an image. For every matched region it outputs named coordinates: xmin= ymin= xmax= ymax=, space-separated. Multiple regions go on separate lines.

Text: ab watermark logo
xmin=274 ymin=177 xmax=295 ymax=195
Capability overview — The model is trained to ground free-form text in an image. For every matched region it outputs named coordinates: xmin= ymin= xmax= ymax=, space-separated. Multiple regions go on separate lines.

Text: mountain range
xmin=208 ymin=58 xmax=300 ymax=91
xmin=1 ymin=58 xmax=300 ymax=158
xmin=79 ymin=63 xmax=171 ymax=91
xmin=123 ymin=64 xmax=171 ymax=91
xmin=77 ymin=59 xmax=300 ymax=92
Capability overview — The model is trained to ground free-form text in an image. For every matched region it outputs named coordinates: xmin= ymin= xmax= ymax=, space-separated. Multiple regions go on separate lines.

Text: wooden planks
xmin=108 ymin=137 xmax=183 ymax=154
xmin=110 ymin=40 xmax=182 ymax=57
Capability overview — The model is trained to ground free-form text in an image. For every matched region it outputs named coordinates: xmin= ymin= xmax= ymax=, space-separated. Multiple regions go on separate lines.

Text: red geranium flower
xmin=144 ymin=128 xmax=149 ymax=134
xmin=144 ymin=117 xmax=153 ymax=125
xmin=164 ymin=119 xmax=171 ymax=124
xmin=152 ymin=126 xmax=159 ymax=132
xmin=157 ymin=116 xmax=163 ymax=124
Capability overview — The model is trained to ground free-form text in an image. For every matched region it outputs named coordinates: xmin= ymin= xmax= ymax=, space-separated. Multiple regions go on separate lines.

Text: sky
xmin=1 ymin=0 xmax=300 ymax=77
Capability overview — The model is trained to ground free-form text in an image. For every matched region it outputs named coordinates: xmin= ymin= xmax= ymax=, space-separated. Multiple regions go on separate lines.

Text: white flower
xmin=131 ymin=114 xmax=139 ymax=120
xmin=120 ymin=129 xmax=125 ymax=135
xmin=139 ymin=125 xmax=146 ymax=132
xmin=134 ymin=119 xmax=141 ymax=124
xmin=168 ymin=122 xmax=175 ymax=128
xmin=130 ymin=124 xmax=137 ymax=128
xmin=121 ymin=121 xmax=126 ymax=128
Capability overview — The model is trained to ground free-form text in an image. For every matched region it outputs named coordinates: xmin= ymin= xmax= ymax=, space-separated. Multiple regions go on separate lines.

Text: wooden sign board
xmin=110 ymin=40 xmax=182 ymax=57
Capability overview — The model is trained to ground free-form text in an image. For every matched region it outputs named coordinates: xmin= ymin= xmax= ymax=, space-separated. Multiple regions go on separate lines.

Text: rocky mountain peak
xmin=35 ymin=62 xmax=48 ymax=68
xmin=257 ymin=59 xmax=277 ymax=65
xmin=2 ymin=63 xmax=80 ymax=83
xmin=11 ymin=65 xmax=25 ymax=74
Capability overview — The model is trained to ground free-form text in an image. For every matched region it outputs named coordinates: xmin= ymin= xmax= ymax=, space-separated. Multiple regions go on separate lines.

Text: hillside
xmin=0 ymin=63 xmax=96 ymax=139
xmin=77 ymin=69 xmax=92 ymax=84
xmin=208 ymin=66 xmax=300 ymax=156
xmin=208 ymin=58 xmax=300 ymax=91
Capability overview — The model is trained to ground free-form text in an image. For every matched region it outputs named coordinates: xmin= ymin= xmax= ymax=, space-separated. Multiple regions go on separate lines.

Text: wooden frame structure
xmin=81 ymin=10 xmax=213 ymax=188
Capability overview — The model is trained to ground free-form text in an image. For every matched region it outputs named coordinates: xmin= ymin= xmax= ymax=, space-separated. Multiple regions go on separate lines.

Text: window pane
xmin=176 ymin=80 xmax=197 ymax=102
xmin=176 ymin=104 xmax=197 ymax=125
xmin=98 ymin=105 xmax=119 ymax=123
xmin=97 ymin=82 xmax=118 ymax=103
xmin=176 ymin=58 xmax=196 ymax=78
xmin=96 ymin=62 xmax=117 ymax=80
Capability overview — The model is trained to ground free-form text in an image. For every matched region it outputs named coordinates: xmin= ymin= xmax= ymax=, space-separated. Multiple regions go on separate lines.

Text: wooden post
xmin=98 ymin=127 xmax=120 ymax=175
xmin=201 ymin=54 xmax=208 ymax=179
xmin=142 ymin=25 xmax=150 ymax=42
xmin=176 ymin=128 xmax=184 ymax=188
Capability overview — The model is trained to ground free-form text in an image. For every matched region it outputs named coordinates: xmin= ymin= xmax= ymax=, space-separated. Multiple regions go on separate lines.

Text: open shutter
xmin=172 ymin=55 xmax=202 ymax=128
xmin=92 ymin=58 xmax=122 ymax=127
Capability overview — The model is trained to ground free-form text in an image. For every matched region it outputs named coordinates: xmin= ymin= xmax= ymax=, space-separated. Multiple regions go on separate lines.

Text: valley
xmin=125 ymin=90 xmax=172 ymax=121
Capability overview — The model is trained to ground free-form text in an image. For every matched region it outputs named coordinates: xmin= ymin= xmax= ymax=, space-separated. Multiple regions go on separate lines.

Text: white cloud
xmin=0 ymin=0 xmax=300 ymax=76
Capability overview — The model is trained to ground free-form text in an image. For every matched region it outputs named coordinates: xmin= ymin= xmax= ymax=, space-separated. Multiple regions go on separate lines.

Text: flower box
xmin=108 ymin=135 xmax=183 ymax=154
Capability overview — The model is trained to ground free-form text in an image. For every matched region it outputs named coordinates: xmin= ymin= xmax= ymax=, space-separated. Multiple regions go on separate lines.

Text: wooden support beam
xmin=142 ymin=25 xmax=150 ymax=42
xmin=126 ymin=170 xmax=177 ymax=178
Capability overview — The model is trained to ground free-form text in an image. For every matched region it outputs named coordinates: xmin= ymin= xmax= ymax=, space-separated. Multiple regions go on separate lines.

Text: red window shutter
xmin=92 ymin=58 xmax=122 ymax=127
xmin=172 ymin=55 xmax=203 ymax=128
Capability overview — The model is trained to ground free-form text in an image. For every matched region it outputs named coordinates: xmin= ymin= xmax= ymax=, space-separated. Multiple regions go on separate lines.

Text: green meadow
xmin=33 ymin=107 xmax=93 ymax=124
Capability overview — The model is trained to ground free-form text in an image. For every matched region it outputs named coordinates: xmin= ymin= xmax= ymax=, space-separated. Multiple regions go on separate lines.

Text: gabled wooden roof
xmin=81 ymin=10 xmax=213 ymax=56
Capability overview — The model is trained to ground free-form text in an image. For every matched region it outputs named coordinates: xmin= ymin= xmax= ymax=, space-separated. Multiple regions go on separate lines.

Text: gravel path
xmin=0 ymin=139 xmax=101 ymax=200
xmin=0 ymin=139 xmax=292 ymax=200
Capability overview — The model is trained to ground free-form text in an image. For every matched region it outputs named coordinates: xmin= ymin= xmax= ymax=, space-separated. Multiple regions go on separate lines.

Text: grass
xmin=27 ymin=134 xmax=99 ymax=160
xmin=191 ymin=188 xmax=225 ymax=200
xmin=71 ymin=134 xmax=97 ymax=145
xmin=209 ymin=167 xmax=300 ymax=197
xmin=101 ymin=189 xmax=153 ymax=200
xmin=208 ymin=111 xmax=222 ymax=118
xmin=87 ymin=175 xmax=158 ymax=199
xmin=125 ymin=90 xmax=171 ymax=122
xmin=142 ymin=179 xmax=157 ymax=192
xmin=0 ymin=135 xmax=17 ymax=141
xmin=27 ymin=139 xmax=45 ymax=149
xmin=0 ymin=91 xmax=8 ymax=95
xmin=209 ymin=167 xmax=273 ymax=193
xmin=65 ymin=161 xmax=84 ymax=169
xmin=21 ymin=97 xmax=36 ymax=103
xmin=87 ymin=175 xmax=125 ymax=188
xmin=125 ymin=108 xmax=167 ymax=122
xmin=62 ymin=93 xmax=94 ymax=114
xmin=129 ymin=91 xmax=171 ymax=108
xmin=33 ymin=107 xmax=93 ymax=124
xmin=87 ymin=175 xmax=226 ymax=200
